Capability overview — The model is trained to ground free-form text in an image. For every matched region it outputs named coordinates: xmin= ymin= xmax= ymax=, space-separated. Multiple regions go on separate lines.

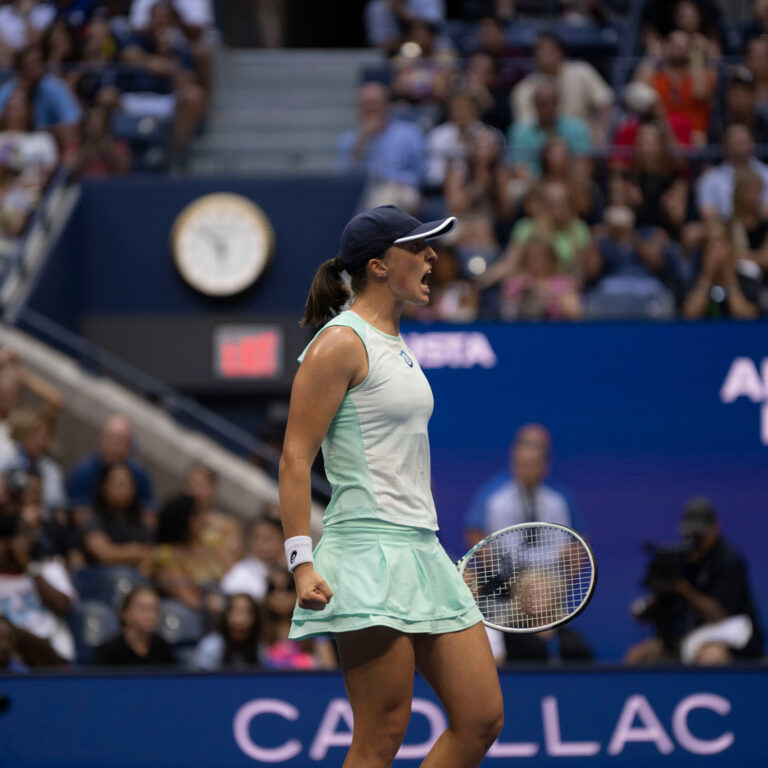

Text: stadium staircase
xmin=188 ymin=47 xmax=384 ymax=175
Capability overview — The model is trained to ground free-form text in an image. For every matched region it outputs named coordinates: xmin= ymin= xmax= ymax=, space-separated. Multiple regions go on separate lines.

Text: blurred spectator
xmin=0 ymin=154 xmax=36 ymax=237
xmin=0 ymin=45 xmax=82 ymax=164
xmin=730 ymin=168 xmax=768 ymax=288
xmin=463 ymin=424 xmax=583 ymax=549
xmin=129 ymin=0 xmax=213 ymax=95
xmin=42 ymin=17 xmax=80 ymax=78
xmin=337 ymin=82 xmax=426 ymax=213
xmin=0 ymin=408 xmax=65 ymax=517
xmin=76 ymin=105 xmax=131 ymax=176
xmin=67 ymin=413 xmax=154 ymax=524
xmin=487 ymin=624 xmax=593 ymax=665
xmin=186 ymin=463 xmax=242 ymax=571
xmin=193 ymin=592 xmax=262 ymax=670
xmin=512 ymin=31 xmax=613 ymax=143
xmin=390 ymin=19 xmax=456 ymax=108
xmin=0 ymin=1 xmax=56 ymax=67
xmin=744 ymin=37 xmax=768 ymax=116
xmin=146 ymin=493 xmax=226 ymax=614
xmin=93 ymin=584 xmax=175 ymax=665
xmin=406 ymin=244 xmax=479 ymax=321
xmin=710 ymin=66 xmax=768 ymax=149
xmin=588 ymin=206 xmax=676 ymax=319
xmin=612 ymin=121 xmax=688 ymax=238
xmin=636 ymin=30 xmax=717 ymax=146
xmin=261 ymin=566 xmax=336 ymax=670
xmin=626 ymin=497 xmax=763 ymax=665
xmin=498 ymin=236 xmax=582 ymax=320
xmin=682 ymin=221 xmax=761 ymax=319
xmin=470 ymin=15 xmax=527 ymax=94
xmin=540 ymin=137 xmax=598 ymax=221
xmin=0 ymin=349 xmax=62 ymax=467
xmin=0 ymin=615 xmax=29 ymax=672
xmin=612 ymin=81 xmax=695 ymax=168
xmin=697 ymin=124 xmax=768 ymax=221
xmin=80 ymin=463 xmax=152 ymax=566
xmin=120 ymin=3 xmax=206 ymax=162
xmin=665 ymin=0 xmax=722 ymax=59
xmin=741 ymin=0 xmax=768 ymax=50
xmin=641 ymin=0 xmax=723 ymax=52
xmin=0 ymin=88 xmax=59 ymax=191
xmin=426 ymin=88 xmax=485 ymax=190
xmin=487 ymin=180 xmax=593 ymax=283
xmin=464 ymin=51 xmax=512 ymax=133
xmin=364 ymin=0 xmax=446 ymax=54
xmin=443 ymin=124 xmax=509 ymax=264
xmin=507 ymin=78 xmax=592 ymax=182
xmin=13 ymin=467 xmax=69 ymax=559
xmin=220 ymin=513 xmax=284 ymax=602
xmin=0 ymin=514 xmax=75 ymax=660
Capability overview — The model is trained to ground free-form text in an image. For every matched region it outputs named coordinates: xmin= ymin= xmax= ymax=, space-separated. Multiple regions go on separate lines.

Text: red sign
xmin=217 ymin=329 xmax=281 ymax=378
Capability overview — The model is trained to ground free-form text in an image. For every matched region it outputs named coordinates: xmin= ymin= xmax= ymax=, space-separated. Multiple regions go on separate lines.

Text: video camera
xmin=641 ymin=542 xmax=693 ymax=594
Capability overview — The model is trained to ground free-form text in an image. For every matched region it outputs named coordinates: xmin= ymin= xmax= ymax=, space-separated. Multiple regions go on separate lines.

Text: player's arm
xmin=279 ymin=326 xmax=367 ymax=610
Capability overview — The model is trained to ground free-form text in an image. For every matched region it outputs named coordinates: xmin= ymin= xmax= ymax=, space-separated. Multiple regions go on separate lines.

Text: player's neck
xmin=350 ymin=292 xmax=403 ymax=337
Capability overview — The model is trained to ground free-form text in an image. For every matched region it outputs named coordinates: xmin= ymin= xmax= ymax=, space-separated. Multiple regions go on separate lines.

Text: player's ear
xmin=368 ymin=257 xmax=388 ymax=279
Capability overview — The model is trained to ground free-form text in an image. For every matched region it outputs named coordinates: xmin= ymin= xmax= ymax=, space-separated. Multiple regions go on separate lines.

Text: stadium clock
xmin=170 ymin=193 xmax=274 ymax=297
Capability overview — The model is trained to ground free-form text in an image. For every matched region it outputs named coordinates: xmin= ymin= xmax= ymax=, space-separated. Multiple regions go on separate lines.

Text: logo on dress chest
xmin=400 ymin=350 xmax=414 ymax=368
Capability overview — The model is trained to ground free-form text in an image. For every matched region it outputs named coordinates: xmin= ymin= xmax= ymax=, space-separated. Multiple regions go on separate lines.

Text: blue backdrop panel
xmin=399 ymin=322 xmax=768 ymax=661
xmin=28 ymin=175 xmax=366 ymax=330
xmin=0 ymin=669 xmax=766 ymax=767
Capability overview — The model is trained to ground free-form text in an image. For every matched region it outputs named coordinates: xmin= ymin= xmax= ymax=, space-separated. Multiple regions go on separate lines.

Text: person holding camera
xmin=626 ymin=497 xmax=763 ymax=665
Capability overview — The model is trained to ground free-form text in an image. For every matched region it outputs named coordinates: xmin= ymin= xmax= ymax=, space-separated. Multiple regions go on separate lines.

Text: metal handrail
xmin=14 ymin=307 xmax=331 ymax=497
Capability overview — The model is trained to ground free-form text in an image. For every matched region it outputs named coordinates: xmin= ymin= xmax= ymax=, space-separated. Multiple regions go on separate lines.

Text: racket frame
xmin=457 ymin=522 xmax=598 ymax=633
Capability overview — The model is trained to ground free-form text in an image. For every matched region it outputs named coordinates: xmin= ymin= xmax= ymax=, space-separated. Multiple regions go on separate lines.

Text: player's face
xmin=385 ymin=239 xmax=438 ymax=306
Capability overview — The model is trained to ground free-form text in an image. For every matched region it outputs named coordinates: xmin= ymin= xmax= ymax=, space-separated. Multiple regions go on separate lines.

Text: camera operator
xmin=625 ymin=497 xmax=763 ymax=665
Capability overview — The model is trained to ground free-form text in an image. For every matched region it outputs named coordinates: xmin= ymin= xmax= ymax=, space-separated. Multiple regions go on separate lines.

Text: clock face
xmin=171 ymin=193 xmax=274 ymax=297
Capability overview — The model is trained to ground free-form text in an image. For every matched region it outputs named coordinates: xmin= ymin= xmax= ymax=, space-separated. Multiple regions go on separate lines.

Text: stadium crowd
xmin=0 ymin=348 xmax=761 ymax=672
xmin=340 ymin=0 xmax=768 ymax=321
xmin=0 ymin=0 xmax=213 ymax=244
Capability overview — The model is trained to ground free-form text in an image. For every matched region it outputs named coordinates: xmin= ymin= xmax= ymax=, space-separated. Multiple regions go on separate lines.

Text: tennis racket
xmin=457 ymin=522 xmax=597 ymax=633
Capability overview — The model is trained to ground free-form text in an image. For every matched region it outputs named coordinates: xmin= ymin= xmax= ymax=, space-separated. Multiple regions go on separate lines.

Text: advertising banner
xmin=1 ymin=669 xmax=766 ymax=767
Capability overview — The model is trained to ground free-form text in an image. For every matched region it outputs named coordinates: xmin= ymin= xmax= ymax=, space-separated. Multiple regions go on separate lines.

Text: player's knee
xmin=694 ymin=642 xmax=732 ymax=666
xmin=479 ymin=705 xmax=505 ymax=746
xmin=454 ymin=701 xmax=504 ymax=748
xmin=354 ymin=709 xmax=410 ymax=762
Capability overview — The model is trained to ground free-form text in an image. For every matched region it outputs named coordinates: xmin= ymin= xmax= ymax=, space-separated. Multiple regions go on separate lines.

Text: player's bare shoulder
xmin=302 ymin=325 xmax=368 ymax=388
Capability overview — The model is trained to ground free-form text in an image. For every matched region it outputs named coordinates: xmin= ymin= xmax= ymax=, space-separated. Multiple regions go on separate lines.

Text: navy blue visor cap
xmin=339 ymin=205 xmax=457 ymax=271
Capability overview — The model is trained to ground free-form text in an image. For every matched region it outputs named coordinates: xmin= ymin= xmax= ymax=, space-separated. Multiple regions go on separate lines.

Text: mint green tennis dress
xmin=289 ymin=310 xmax=482 ymax=639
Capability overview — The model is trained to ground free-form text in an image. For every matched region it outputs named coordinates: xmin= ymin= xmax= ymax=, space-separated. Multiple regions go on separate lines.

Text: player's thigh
xmin=336 ymin=626 xmax=416 ymax=728
xmin=414 ymin=622 xmax=503 ymax=731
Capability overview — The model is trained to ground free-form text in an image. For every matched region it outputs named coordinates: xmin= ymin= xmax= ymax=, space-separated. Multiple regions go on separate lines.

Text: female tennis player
xmin=279 ymin=205 xmax=503 ymax=768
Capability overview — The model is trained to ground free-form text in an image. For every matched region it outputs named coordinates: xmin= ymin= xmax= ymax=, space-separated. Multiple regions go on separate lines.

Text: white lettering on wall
xmin=396 ymin=699 xmax=447 ymax=759
xmin=404 ymin=332 xmax=497 ymax=369
xmin=607 ymin=695 xmax=675 ymax=755
xmin=541 ymin=696 xmax=600 ymax=756
xmin=308 ymin=699 xmax=354 ymax=760
xmin=671 ymin=693 xmax=734 ymax=755
xmin=232 ymin=698 xmax=302 ymax=763
xmin=720 ymin=357 xmax=768 ymax=445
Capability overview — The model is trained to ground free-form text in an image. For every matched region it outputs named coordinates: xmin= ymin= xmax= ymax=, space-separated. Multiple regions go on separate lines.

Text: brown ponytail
xmin=301 ymin=257 xmax=350 ymax=327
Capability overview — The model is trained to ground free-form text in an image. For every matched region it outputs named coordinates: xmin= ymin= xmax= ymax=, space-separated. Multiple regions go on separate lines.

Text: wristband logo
xmin=290 ymin=551 xmax=297 ymax=564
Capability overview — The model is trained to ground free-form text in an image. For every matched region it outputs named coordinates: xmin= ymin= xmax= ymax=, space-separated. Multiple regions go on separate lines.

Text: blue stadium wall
xmin=1 ymin=668 xmax=767 ymax=767
xmin=22 ymin=177 xmax=768 ymax=661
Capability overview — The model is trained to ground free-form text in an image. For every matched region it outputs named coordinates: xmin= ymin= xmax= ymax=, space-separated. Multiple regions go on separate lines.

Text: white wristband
xmin=285 ymin=535 xmax=313 ymax=573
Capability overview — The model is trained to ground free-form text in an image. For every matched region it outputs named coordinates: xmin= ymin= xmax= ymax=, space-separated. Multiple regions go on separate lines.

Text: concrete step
xmin=206 ymin=107 xmax=353 ymax=130
xmin=188 ymin=150 xmax=338 ymax=175
xmin=193 ymin=129 xmax=340 ymax=152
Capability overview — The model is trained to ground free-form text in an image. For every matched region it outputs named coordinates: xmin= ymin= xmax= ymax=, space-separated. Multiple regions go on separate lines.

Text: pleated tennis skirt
xmin=289 ymin=519 xmax=483 ymax=640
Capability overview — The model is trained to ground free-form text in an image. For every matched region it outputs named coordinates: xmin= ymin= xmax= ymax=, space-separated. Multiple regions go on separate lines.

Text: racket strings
xmin=463 ymin=525 xmax=593 ymax=632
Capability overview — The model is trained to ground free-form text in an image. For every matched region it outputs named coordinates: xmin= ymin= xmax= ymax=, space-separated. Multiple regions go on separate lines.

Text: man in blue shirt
xmin=337 ymin=81 xmax=427 ymax=193
xmin=507 ymin=79 xmax=592 ymax=180
xmin=0 ymin=45 xmax=81 ymax=135
xmin=67 ymin=414 xmax=154 ymax=522
xmin=464 ymin=423 xmax=584 ymax=549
